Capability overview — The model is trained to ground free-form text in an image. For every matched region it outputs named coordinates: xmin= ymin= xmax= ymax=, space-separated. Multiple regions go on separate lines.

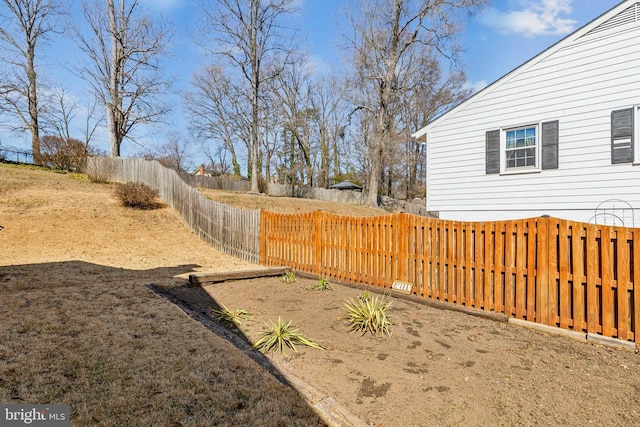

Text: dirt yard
xmin=2 ymin=164 xmax=640 ymax=426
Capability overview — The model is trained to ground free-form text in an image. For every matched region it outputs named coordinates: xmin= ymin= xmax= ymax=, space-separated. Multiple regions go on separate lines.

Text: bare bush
xmin=113 ymin=182 xmax=160 ymax=210
xmin=85 ymin=157 xmax=114 ymax=183
xmin=40 ymin=135 xmax=87 ymax=171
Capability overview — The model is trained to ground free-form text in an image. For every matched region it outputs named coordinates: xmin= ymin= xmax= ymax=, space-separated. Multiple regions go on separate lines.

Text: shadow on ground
xmin=0 ymin=261 xmax=325 ymax=426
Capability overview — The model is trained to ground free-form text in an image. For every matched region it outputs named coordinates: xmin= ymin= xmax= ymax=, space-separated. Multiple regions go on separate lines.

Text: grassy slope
xmin=0 ymin=164 xmax=324 ymax=426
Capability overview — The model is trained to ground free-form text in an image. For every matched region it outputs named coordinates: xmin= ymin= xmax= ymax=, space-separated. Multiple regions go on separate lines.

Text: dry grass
xmin=198 ymin=187 xmax=386 ymax=216
xmin=0 ymin=270 xmax=323 ymax=426
xmin=0 ymin=163 xmax=324 ymax=426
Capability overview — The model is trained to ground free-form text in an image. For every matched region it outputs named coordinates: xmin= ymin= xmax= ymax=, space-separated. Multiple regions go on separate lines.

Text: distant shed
xmin=329 ymin=181 xmax=363 ymax=192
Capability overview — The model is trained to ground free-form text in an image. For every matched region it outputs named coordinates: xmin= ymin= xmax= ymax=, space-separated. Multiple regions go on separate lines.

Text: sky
xmin=0 ymin=0 xmax=623 ymax=165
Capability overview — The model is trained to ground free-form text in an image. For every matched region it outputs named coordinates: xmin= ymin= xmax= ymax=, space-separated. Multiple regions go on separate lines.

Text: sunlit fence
xmin=87 ymin=157 xmax=260 ymax=263
xmin=261 ymin=211 xmax=640 ymax=345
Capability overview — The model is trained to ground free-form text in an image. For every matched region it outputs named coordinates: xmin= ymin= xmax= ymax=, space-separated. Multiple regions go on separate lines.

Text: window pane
xmin=525 ymin=147 xmax=536 ymax=166
xmin=516 ymin=129 xmax=525 ymax=148
xmin=529 ymin=128 xmax=536 ymax=146
xmin=506 ymin=131 xmax=515 ymax=149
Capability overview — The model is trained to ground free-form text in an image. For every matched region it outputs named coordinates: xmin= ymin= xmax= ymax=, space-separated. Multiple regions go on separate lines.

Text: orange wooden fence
xmin=261 ymin=211 xmax=640 ymax=345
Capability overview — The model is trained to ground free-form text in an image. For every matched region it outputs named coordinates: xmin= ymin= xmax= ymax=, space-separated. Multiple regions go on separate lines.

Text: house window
xmin=486 ymin=120 xmax=558 ymax=175
xmin=505 ymin=126 xmax=537 ymax=169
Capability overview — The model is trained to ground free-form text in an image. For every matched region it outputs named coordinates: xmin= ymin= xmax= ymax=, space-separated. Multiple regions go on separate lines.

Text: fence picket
xmin=617 ymin=230 xmax=630 ymax=340
xmin=601 ymin=227 xmax=614 ymax=336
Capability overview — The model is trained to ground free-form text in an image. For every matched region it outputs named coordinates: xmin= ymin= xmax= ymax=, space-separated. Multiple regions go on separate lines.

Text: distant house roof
xmin=192 ymin=164 xmax=212 ymax=177
xmin=330 ymin=181 xmax=363 ymax=191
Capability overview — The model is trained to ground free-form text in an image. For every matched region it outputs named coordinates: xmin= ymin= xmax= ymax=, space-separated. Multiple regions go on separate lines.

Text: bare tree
xmin=0 ymin=0 xmax=65 ymax=164
xmin=41 ymin=87 xmax=76 ymax=142
xmin=203 ymin=143 xmax=232 ymax=177
xmin=185 ymin=64 xmax=247 ymax=178
xmin=345 ymin=0 xmax=486 ymax=206
xmin=140 ymin=132 xmax=191 ymax=173
xmin=311 ymin=76 xmax=350 ymax=188
xmin=77 ymin=0 xmax=172 ymax=157
xmin=398 ymin=52 xmax=470 ymax=199
xmin=272 ymin=60 xmax=316 ymax=186
xmin=196 ymin=0 xmax=297 ymax=193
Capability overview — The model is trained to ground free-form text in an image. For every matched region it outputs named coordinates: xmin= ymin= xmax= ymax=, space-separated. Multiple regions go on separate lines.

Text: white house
xmin=413 ymin=0 xmax=640 ymax=227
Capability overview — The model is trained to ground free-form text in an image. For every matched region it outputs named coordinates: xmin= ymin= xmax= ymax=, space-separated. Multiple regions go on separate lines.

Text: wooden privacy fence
xmin=88 ymin=157 xmax=260 ymax=263
xmin=261 ymin=211 xmax=640 ymax=345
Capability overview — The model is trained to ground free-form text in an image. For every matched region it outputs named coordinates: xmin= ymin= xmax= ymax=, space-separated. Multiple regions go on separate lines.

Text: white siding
xmin=426 ymin=11 xmax=640 ymax=227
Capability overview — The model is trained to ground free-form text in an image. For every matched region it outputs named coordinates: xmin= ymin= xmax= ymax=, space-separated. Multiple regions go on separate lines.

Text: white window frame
xmin=500 ymin=123 xmax=541 ymax=174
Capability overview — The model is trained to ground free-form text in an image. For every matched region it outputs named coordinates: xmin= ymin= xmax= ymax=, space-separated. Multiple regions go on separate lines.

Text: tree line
xmin=0 ymin=0 xmax=486 ymax=206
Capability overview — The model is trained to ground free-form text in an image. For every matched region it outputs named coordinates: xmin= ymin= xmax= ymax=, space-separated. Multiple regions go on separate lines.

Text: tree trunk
xmin=26 ymin=41 xmax=41 ymax=164
xmin=106 ymin=0 xmax=121 ymax=157
xmin=367 ymin=145 xmax=382 ymax=206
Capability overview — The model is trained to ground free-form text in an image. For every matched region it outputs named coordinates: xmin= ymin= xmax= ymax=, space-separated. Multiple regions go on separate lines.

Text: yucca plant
xmin=253 ymin=318 xmax=325 ymax=355
xmin=212 ymin=304 xmax=251 ymax=326
xmin=310 ymin=277 xmax=332 ymax=291
xmin=343 ymin=294 xmax=392 ymax=336
xmin=280 ymin=271 xmax=297 ymax=283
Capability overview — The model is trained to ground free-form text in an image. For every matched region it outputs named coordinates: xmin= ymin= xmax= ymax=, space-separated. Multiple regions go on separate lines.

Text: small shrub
xmin=310 ymin=277 xmax=332 ymax=291
xmin=40 ymin=135 xmax=87 ymax=172
xmin=257 ymin=173 xmax=268 ymax=193
xmin=114 ymin=182 xmax=160 ymax=209
xmin=86 ymin=157 xmax=114 ymax=183
xmin=253 ymin=318 xmax=325 ymax=355
xmin=343 ymin=294 xmax=392 ymax=336
xmin=280 ymin=271 xmax=297 ymax=283
xmin=212 ymin=304 xmax=251 ymax=326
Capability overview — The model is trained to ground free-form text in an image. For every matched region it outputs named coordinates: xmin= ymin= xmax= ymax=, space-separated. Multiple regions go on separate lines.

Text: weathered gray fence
xmin=178 ymin=172 xmax=251 ymax=192
xmin=88 ymin=157 xmax=260 ymax=263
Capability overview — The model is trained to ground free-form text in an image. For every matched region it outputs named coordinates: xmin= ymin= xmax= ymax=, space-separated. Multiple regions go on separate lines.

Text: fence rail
xmin=261 ymin=211 xmax=640 ymax=345
xmin=88 ymin=157 xmax=260 ymax=263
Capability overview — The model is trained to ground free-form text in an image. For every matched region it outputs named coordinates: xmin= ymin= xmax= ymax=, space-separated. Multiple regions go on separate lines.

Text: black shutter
xmin=486 ymin=129 xmax=500 ymax=174
xmin=611 ymin=108 xmax=634 ymax=164
xmin=541 ymin=120 xmax=559 ymax=170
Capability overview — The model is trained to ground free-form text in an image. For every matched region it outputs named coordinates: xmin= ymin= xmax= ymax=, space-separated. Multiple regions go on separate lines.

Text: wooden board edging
xmin=586 ymin=332 xmax=637 ymax=352
xmin=509 ymin=318 xmax=587 ymax=343
xmin=189 ymin=267 xmax=290 ymax=286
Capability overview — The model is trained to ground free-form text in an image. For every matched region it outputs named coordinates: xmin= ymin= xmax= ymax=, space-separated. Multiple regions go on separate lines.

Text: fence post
xmin=315 ymin=211 xmax=323 ymax=277
xmin=537 ymin=216 xmax=550 ymax=325
xmin=586 ymin=223 xmax=599 ymax=334
xmin=633 ymin=230 xmax=640 ymax=347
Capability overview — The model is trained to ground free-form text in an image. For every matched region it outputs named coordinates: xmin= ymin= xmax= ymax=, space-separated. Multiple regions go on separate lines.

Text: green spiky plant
xmin=310 ymin=277 xmax=332 ymax=291
xmin=359 ymin=290 xmax=371 ymax=302
xmin=253 ymin=318 xmax=326 ymax=355
xmin=343 ymin=294 xmax=392 ymax=336
xmin=280 ymin=271 xmax=297 ymax=283
xmin=212 ymin=304 xmax=251 ymax=326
